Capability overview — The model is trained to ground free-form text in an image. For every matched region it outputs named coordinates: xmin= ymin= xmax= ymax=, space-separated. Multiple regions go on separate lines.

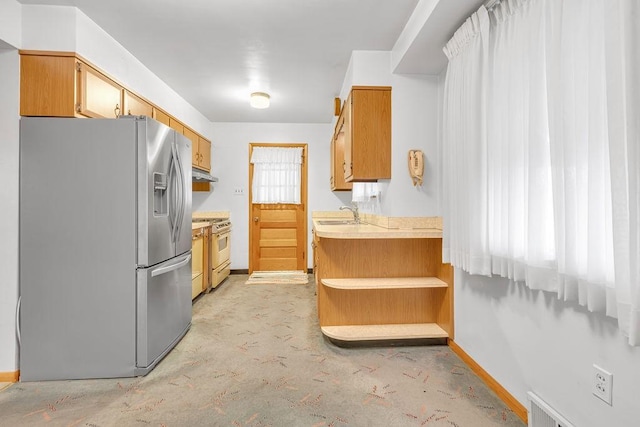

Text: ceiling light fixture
xmin=250 ymin=92 xmax=270 ymax=109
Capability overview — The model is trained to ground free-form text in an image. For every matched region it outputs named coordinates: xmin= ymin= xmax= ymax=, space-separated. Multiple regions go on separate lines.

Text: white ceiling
xmin=17 ymin=0 xmax=483 ymax=123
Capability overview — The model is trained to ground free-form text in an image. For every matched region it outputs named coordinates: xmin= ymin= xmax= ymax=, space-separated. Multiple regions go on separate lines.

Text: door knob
xmin=253 ymin=217 xmax=259 ymax=222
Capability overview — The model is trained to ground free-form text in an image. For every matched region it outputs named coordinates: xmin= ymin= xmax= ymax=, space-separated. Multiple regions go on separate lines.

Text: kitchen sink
xmin=317 ymin=220 xmax=361 ymax=225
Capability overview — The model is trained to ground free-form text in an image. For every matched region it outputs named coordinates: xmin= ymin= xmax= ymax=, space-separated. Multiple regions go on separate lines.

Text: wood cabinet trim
xmin=351 ymin=85 xmax=392 ymax=91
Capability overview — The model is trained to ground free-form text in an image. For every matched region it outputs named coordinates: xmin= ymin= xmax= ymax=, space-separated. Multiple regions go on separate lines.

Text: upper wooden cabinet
xmin=342 ymin=86 xmax=392 ymax=182
xmin=152 ymin=107 xmax=170 ymax=127
xmin=20 ymin=52 xmax=123 ymax=119
xmin=330 ymin=108 xmax=352 ymax=191
xmin=20 ymin=51 xmax=214 ymax=184
xmin=76 ymin=61 xmax=123 ymax=118
xmin=184 ymin=127 xmax=211 ymax=172
xmin=196 ymin=137 xmax=211 ymax=171
xmin=169 ymin=117 xmax=184 ymax=134
xmin=123 ymin=90 xmax=153 ymax=117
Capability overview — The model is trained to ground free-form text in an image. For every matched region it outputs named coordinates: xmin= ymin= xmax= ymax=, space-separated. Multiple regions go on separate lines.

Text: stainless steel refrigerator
xmin=19 ymin=116 xmax=192 ymax=381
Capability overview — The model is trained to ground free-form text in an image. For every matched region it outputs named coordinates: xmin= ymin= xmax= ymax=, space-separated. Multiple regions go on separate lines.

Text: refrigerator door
xmin=136 ymin=117 xmax=184 ymax=266
xmin=136 ymin=252 xmax=192 ymax=372
xmin=19 ymin=117 xmax=138 ymax=381
xmin=174 ymin=132 xmax=193 ymax=256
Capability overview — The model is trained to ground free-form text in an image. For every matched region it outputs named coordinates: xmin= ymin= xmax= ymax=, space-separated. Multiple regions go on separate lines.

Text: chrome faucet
xmin=339 ymin=204 xmax=360 ymax=224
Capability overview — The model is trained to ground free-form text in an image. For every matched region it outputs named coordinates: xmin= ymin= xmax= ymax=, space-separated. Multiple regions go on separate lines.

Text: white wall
xmin=0 ymin=0 xmax=21 ymax=48
xmin=454 ymin=270 xmax=640 ymax=426
xmin=0 ymin=48 xmax=20 ymax=373
xmin=193 ymin=122 xmax=341 ymax=270
xmin=381 ymin=72 xmax=440 ymax=216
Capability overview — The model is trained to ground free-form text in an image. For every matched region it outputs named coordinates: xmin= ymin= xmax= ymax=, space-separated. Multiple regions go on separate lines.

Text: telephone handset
xmin=408 ymin=150 xmax=424 ymax=186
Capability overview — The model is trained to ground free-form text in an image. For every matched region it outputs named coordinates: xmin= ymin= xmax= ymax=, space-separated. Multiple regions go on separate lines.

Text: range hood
xmin=192 ymin=168 xmax=218 ymax=183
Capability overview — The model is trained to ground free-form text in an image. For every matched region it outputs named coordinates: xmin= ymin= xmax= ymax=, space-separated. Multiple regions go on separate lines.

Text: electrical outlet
xmin=593 ymin=364 xmax=613 ymax=405
xmin=233 ymin=187 xmax=245 ymax=196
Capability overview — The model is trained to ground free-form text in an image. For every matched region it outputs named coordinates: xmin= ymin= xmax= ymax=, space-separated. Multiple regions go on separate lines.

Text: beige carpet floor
xmin=0 ymin=274 xmax=525 ymax=427
xmin=245 ymin=270 xmax=309 ymax=285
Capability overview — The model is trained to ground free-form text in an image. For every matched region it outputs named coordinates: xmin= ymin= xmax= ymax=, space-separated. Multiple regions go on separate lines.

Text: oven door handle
xmin=214 ymin=230 xmax=231 ymax=239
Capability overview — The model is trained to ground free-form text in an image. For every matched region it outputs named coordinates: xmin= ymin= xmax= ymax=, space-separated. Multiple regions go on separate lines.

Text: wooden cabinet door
xmin=76 ymin=61 xmax=123 ymax=118
xmin=20 ymin=54 xmax=77 ymax=117
xmin=198 ymin=137 xmax=211 ymax=171
xmin=191 ymin=228 xmax=204 ymax=299
xmin=347 ymin=87 xmax=391 ymax=181
xmin=123 ymin=90 xmax=152 ymax=117
xmin=183 ymin=127 xmax=200 ymax=166
xmin=342 ymin=93 xmax=353 ymax=181
xmin=169 ymin=117 xmax=184 ymax=134
xmin=332 ymin=114 xmax=352 ymax=191
xmin=152 ymin=108 xmax=170 ymax=127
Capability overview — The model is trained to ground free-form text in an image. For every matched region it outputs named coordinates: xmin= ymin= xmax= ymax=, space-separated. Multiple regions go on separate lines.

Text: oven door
xmin=211 ymin=230 xmax=231 ymax=268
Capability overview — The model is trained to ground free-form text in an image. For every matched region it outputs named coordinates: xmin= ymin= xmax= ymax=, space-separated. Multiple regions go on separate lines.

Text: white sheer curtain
xmin=442 ymin=0 xmax=640 ymax=345
xmin=442 ymin=6 xmax=491 ymax=275
xmin=251 ymin=147 xmax=302 ymax=204
xmin=605 ymin=0 xmax=640 ymax=344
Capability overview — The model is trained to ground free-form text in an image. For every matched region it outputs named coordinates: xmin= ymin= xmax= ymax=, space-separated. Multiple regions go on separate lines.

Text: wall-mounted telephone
xmin=408 ymin=150 xmax=424 ymax=186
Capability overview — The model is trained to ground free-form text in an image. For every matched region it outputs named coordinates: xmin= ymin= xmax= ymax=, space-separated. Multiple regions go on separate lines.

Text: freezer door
xmin=137 ymin=117 xmax=187 ymax=266
xmin=175 ymin=132 xmax=193 ymax=256
xmin=136 ymin=252 xmax=192 ymax=371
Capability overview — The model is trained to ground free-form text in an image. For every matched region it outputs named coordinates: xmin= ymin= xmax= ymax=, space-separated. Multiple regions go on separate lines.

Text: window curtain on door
xmin=251 ymin=147 xmax=303 ymax=204
xmin=441 ymin=0 xmax=640 ymax=345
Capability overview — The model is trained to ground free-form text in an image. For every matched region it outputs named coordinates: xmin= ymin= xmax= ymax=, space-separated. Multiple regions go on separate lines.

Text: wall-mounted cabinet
xmin=123 ymin=90 xmax=153 ymax=117
xmin=342 ymin=86 xmax=392 ymax=182
xmin=20 ymin=50 xmax=215 ymax=192
xmin=76 ymin=61 xmax=123 ymax=118
xmin=152 ymin=107 xmax=171 ymax=127
xmin=185 ymin=127 xmax=211 ymax=172
xmin=20 ymin=52 xmax=123 ymax=119
xmin=330 ymin=106 xmax=353 ymax=191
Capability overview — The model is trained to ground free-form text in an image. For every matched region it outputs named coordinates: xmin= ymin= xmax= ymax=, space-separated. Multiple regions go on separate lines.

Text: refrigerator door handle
xmin=150 ymin=253 xmax=192 ymax=277
xmin=167 ymin=145 xmax=178 ymax=242
xmin=16 ymin=295 xmax=21 ymax=346
xmin=174 ymin=142 xmax=186 ymax=243
xmin=169 ymin=141 xmax=180 ymax=243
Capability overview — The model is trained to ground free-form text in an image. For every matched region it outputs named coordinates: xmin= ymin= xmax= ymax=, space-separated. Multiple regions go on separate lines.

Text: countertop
xmin=192 ymin=211 xmax=230 ymax=221
xmin=192 ymin=221 xmax=211 ymax=230
xmin=312 ymin=212 xmax=443 ymax=239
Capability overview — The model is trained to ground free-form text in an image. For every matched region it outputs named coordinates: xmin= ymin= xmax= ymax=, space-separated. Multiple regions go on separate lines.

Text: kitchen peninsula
xmin=312 ymin=213 xmax=453 ymax=346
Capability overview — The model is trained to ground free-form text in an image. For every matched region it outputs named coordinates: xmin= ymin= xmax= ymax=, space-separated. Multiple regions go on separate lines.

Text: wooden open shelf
xmin=322 ymin=277 xmax=447 ymax=290
xmin=321 ymin=323 xmax=448 ymax=341
xmin=314 ymin=235 xmax=454 ymax=345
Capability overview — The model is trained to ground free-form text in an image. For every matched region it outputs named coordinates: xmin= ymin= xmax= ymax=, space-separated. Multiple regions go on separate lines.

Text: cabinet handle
xmin=114 ymin=104 xmax=120 ymax=117
xmin=128 ymin=109 xmax=132 ymax=115
xmin=253 ymin=217 xmax=259 ymax=222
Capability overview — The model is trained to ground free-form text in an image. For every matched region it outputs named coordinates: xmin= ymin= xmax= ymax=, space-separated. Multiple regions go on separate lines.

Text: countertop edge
xmin=312 ymin=219 xmax=442 ymax=239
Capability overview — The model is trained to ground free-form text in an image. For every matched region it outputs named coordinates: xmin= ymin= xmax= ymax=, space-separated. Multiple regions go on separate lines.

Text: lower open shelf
xmin=321 ymin=323 xmax=448 ymax=342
